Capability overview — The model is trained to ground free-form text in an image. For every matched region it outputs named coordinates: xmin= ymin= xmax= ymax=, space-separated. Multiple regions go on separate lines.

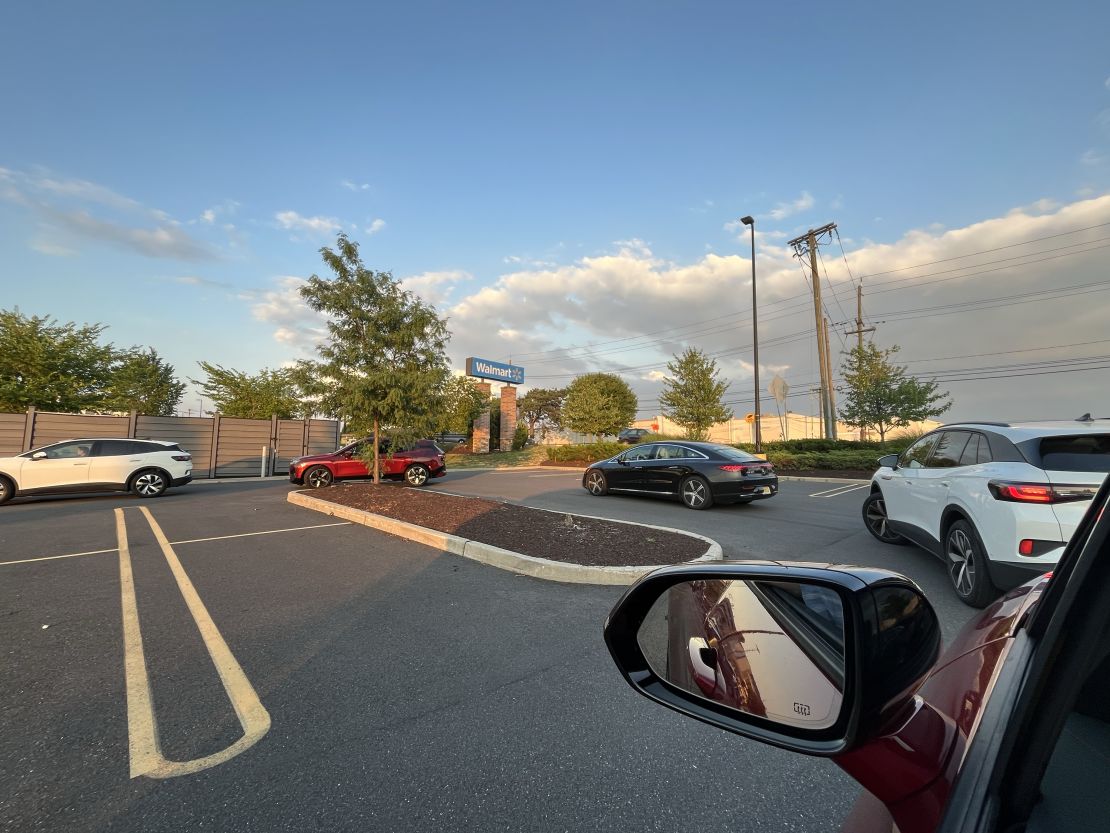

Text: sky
xmin=2 ymin=0 xmax=1109 ymax=422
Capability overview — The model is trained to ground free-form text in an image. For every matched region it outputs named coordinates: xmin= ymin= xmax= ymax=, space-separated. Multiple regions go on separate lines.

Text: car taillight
xmin=988 ymin=481 xmax=1096 ymax=504
xmin=719 ymin=464 xmax=773 ymax=475
xmin=172 ymin=454 xmax=191 ymax=461
xmin=1018 ymin=539 xmax=1034 ymax=555
xmin=719 ymin=465 xmax=745 ymax=472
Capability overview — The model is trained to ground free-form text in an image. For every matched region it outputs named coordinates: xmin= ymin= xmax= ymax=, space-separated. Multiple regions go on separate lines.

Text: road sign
xmin=769 ymin=375 xmax=790 ymax=404
xmin=465 ymin=357 xmax=525 ymax=385
xmin=745 ymin=413 xmax=755 ymax=424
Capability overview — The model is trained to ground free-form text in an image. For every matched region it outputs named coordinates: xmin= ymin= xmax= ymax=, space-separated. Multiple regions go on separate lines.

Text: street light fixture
xmin=740 ymin=215 xmax=762 ymax=453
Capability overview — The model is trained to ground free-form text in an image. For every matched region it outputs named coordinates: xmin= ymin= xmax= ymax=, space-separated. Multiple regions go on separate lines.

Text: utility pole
xmin=823 ymin=316 xmax=837 ymax=440
xmin=788 ymin=223 xmax=837 ymax=439
xmin=845 ymin=284 xmax=877 ymax=440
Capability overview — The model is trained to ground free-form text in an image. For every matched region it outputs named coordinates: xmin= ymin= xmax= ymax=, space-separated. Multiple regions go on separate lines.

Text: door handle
xmin=940 ymin=481 xmax=949 ymax=487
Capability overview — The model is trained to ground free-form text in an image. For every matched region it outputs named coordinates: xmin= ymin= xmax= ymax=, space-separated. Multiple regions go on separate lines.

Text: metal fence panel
xmin=214 ymin=417 xmax=271 ymax=478
xmin=275 ymin=420 xmax=306 ymax=473
xmin=0 ymin=413 xmax=25 ymax=457
xmin=31 ymin=412 xmax=129 ymax=449
xmin=135 ymin=416 xmax=215 ymax=478
xmin=307 ymin=419 xmax=340 ymax=455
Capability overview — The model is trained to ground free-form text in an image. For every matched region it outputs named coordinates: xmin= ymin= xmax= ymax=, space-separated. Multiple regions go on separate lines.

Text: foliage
xmin=545 ymin=441 xmax=626 ymax=463
xmin=0 ymin=309 xmax=115 ymax=412
xmin=562 ymin=373 xmax=637 ymax=440
xmin=446 ymin=445 xmax=548 ymax=469
xmin=838 ymin=343 xmax=952 ymax=443
xmin=435 ymin=376 xmax=486 ymax=434
xmin=296 ymin=233 xmax=451 ymax=481
xmin=511 ymin=423 xmax=529 ymax=451
xmin=758 ymin=449 xmax=883 ymax=471
xmin=519 ymin=387 xmax=565 ymax=438
xmin=658 ymin=348 xmax=733 ymax=440
xmin=103 ymin=348 xmax=185 ymax=416
xmin=192 ymin=362 xmax=307 ymax=419
xmin=488 ymin=397 xmax=501 ymax=451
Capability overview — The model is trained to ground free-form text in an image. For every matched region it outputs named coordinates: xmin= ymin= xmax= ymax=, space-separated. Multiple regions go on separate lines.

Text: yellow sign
xmin=745 ymin=413 xmax=755 ymax=423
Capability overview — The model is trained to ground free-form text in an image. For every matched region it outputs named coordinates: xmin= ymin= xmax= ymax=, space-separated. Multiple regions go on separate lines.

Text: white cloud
xmin=48 ymin=209 xmax=217 ymax=260
xmin=29 ymin=239 xmax=76 ymax=257
xmin=1080 ymin=149 xmax=1106 ymax=167
xmin=200 ymin=209 xmax=216 ymax=224
xmin=400 ymin=269 xmax=469 ymax=307
xmin=768 ymin=191 xmax=815 ymax=221
xmin=275 ymin=210 xmax=344 ymax=236
xmin=1105 ymin=75 xmax=1110 ymax=91
xmin=248 ymin=276 xmax=328 ymax=353
xmin=365 ymin=218 xmax=386 ymax=235
xmin=172 ymin=275 xmax=231 ymax=289
xmin=341 ymin=180 xmax=371 ymax=191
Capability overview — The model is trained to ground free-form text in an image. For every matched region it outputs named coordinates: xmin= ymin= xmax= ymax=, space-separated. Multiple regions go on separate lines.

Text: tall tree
xmin=435 ymin=376 xmax=486 ymax=435
xmin=838 ymin=343 xmax=952 ymax=443
xmin=104 ymin=348 xmax=186 ymax=415
xmin=0 ymin=308 xmax=114 ymax=412
xmin=562 ymin=373 xmax=637 ymax=441
xmin=519 ymin=387 xmax=565 ymax=440
xmin=658 ymin=348 xmax=733 ymax=441
xmin=192 ymin=362 xmax=307 ymax=419
xmin=296 ymin=233 xmax=450 ymax=482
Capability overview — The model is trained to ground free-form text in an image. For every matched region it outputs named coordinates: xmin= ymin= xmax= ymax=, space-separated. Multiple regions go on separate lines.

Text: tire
xmin=680 ymin=476 xmax=714 ymax=510
xmin=0 ymin=475 xmax=14 ymax=505
xmin=130 ymin=469 xmax=168 ymax=498
xmin=584 ymin=469 xmax=608 ymax=496
xmin=304 ymin=465 xmax=334 ymax=489
xmin=945 ymin=519 xmax=997 ymax=608
xmin=404 ymin=464 xmax=430 ymax=487
xmin=862 ymin=492 xmax=908 ymax=545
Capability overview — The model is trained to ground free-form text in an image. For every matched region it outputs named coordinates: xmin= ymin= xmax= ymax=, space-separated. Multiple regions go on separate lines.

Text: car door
xmin=881 ymin=433 xmax=940 ymax=535
xmin=20 ymin=440 xmax=95 ymax=491
xmin=641 ymin=444 xmax=695 ymax=494
xmin=608 ymin=444 xmax=654 ymax=490
xmin=912 ymin=431 xmax=973 ymax=549
xmin=334 ymin=443 xmax=370 ymax=478
xmin=88 ymin=439 xmax=145 ymax=486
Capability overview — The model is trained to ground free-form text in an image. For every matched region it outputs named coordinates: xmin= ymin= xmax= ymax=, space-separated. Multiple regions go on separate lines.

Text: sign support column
xmin=471 ymin=382 xmax=492 ymax=454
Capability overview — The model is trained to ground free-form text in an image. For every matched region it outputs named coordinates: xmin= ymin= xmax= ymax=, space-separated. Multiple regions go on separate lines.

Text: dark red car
xmin=289 ymin=438 xmax=447 ymax=488
xmin=605 ymin=477 xmax=1110 ymax=833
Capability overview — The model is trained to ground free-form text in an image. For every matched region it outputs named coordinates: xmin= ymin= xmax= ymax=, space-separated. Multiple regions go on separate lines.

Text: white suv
xmin=862 ymin=420 xmax=1110 ymax=606
xmin=0 ymin=438 xmax=193 ymax=505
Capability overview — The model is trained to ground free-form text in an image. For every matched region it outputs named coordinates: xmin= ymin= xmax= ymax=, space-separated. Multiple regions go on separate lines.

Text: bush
xmin=511 ymin=423 xmax=529 ymax=451
xmin=546 ymin=442 xmax=625 ymax=463
xmin=763 ymin=449 xmax=883 ymax=471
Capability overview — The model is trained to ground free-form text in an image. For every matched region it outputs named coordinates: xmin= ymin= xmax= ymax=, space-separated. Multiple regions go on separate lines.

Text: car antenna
xmin=1077 ymin=413 xmax=1093 ymax=422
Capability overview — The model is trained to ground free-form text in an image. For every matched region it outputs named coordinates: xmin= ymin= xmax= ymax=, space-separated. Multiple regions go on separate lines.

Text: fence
xmin=0 ymin=408 xmax=341 ymax=478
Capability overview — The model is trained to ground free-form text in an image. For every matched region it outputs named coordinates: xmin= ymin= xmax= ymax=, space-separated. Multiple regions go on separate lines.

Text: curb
xmin=287 ymin=490 xmax=722 ymax=585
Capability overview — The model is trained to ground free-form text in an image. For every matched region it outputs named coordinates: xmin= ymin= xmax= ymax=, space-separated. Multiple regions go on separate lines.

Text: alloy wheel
xmin=134 ymin=472 xmax=165 ymax=497
xmin=586 ymin=471 xmax=606 ymax=495
xmin=947 ymin=528 xmax=977 ymax=597
xmin=306 ymin=467 xmax=333 ymax=488
xmin=405 ymin=465 xmax=429 ymax=487
xmin=682 ymin=478 xmax=708 ymax=509
xmin=866 ymin=498 xmax=894 ymax=539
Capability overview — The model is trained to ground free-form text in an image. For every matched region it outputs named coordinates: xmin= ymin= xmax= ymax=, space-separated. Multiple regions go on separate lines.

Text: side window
xmin=977 ymin=436 xmax=993 ymax=464
xmin=898 ymin=435 xmax=940 ymax=470
xmin=653 ymin=444 xmax=686 ymax=460
xmin=624 ymin=445 xmax=654 ymax=462
xmin=927 ymin=431 xmax=972 ymax=468
xmin=958 ymin=434 xmax=981 ymax=467
xmin=95 ymin=440 xmax=132 ymax=456
xmin=40 ymin=441 xmax=95 ymax=459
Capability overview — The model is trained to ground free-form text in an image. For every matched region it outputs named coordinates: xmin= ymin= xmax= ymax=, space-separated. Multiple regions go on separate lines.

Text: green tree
xmin=562 ymin=373 xmax=637 ymax=441
xmin=838 ymin=343 xmax=952 ymax=443
xmin=435 ymin=376 xmax=486 ymax=435
xmin=488 ymin=396 xmax=501 ymax=451
xmin=104 ymin=348 xmax=186 ymax=415
xmin=296 ymin=233 xmax=450 ymax=482
xmin=519 ymin=386 xmax=565 ymax=440
xmin=192 ymin=362 xmax=307 ymax=419
xmin=658 ymin=348 xmax=733 ymax=441
xmin=0 ymin=308 xmax=115 ymax=412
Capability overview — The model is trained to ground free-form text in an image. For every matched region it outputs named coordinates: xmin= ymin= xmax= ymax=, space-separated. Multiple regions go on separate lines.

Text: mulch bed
xmin=305 ymin=482 xmax=708 ymax=566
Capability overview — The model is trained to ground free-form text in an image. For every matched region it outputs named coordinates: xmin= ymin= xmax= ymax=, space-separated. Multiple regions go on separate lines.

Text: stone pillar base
xmin=500 ymin=385 xmax=517 ymax=452
xmin=471 ymin=381 xmax=492 ymax=453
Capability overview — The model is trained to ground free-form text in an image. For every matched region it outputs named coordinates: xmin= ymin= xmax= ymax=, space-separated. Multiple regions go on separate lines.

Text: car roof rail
xmin=942 ymin=421 xmax=1011 ymax=428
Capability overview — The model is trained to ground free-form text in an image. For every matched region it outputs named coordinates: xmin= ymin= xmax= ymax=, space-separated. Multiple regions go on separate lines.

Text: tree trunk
xmin=372 ymin=417 xmax=380 ymax=484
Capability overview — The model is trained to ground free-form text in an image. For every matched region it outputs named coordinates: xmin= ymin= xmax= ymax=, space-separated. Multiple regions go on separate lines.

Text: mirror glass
xmin=637 ymin=579 xmax=846 ymax=730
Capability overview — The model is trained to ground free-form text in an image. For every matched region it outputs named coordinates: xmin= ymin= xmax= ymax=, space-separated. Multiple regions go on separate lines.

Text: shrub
xmin=546 ymin=442 xmax=625 ymax=463
xmin=764 ymin=449 xmax=884 ymax=471
xmin=511 ymin=423 xmax=529 ymax=451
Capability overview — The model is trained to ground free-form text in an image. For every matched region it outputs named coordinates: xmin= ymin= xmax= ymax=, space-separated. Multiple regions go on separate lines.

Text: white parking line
xmin=0 ymin=522 xmax=352 ymax=567
xmin=809 ymin=483 xmax=870 ymax=498
xmin=527 ymin=473 xmax=581 ymax=478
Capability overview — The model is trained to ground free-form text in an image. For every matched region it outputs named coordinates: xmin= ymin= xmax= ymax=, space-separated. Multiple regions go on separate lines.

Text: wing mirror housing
xmin=31 ymin=451 xmax=47 ymax=460
xmin=604 ymin=562 xmax=941 ymax=757
xmin=877 ymin=454 xmax=899 ymax=470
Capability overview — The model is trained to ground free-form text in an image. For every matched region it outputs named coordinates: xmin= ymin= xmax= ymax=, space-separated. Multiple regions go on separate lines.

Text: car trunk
xmin=1039 ymin=434 xmax=1110 ymax=536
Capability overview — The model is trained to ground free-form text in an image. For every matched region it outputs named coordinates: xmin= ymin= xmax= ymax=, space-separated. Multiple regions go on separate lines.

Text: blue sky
xmin=2 ymin=1 xmax=1109 ymax=419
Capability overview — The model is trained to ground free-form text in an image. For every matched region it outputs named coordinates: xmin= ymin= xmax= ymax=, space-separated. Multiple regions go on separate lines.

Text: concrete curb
xmin=287 ymin=490 xmax=722 ymax=585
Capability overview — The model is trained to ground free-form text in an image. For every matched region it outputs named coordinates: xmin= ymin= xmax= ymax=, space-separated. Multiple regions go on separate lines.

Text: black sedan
xmin=581 ymin=441 xmax=778 ymax=510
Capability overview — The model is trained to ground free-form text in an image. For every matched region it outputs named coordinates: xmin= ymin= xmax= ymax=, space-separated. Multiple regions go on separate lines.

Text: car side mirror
xmin=604 ymin=563 xmax=941 ymax=756
xmin=31 ymin=451 xmax=47 ymax=460
xmin=877 ymin=454 xmax=899 ymax=470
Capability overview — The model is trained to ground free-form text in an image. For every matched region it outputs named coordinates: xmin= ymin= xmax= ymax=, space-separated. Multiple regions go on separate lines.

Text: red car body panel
xmin=289 ymin=441 xmax=447 ymax=484
xmin=834 ymin=576 xmax=1050 ymax=833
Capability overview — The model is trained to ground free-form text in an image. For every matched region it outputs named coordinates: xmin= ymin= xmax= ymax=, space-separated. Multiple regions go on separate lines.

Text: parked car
xmin=433 ymin=432 xmax=468 ymax=446
xmin=605 ymin=474 xmax=1110 ymax=833
xmin=289 ymin=438 xmax=447 ymax=488
xmin=862 ymin=420 xmax=1110 ymax=606
xmin=0 ymin=438 xmax=193 ymax=504
xmin=582 ymin=441 xmax=777 ymax=509
xmin=617 ymin=427 xmax=651 ymax=445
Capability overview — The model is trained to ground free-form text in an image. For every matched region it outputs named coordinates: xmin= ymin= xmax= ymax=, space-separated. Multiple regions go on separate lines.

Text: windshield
xmin=706 ymin=445 xmax=760 ymax=462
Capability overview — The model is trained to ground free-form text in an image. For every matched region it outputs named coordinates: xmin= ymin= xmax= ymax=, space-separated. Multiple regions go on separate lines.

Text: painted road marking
xmin=809 ymin=483 xmax=870 ymax=498
xmin=0 ymin=521 xmax=352 ymax=568
xmin=117 ymin=506 xmax=271 ymax=779
xmin=527 ymin=473 xmax=582 ymax=478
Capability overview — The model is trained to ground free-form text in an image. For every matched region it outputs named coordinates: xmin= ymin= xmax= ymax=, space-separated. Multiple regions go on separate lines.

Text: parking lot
xmin=0 ymin=474 xmax=979 ymax=832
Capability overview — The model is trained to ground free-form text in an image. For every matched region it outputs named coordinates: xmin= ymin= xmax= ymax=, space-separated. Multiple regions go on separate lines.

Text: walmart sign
xmin=466 ymin=357 xmax=525 ymax=384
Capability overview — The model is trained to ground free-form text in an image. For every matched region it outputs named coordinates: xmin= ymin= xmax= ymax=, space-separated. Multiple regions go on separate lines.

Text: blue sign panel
xmin=466 ymin=357 xmax=525 ymax=385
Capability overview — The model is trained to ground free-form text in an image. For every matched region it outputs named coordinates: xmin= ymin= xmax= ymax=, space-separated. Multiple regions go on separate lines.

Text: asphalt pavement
xmin=2 ymin=479 xmax=863 ymax=833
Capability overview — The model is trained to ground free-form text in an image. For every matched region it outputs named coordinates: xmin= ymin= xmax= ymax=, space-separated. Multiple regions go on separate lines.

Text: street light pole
xmin=740 ymin=215 xmax=761 ymax=453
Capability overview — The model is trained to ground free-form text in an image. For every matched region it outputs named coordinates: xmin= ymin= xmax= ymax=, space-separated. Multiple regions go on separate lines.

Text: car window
xmin=705 ymin=444 xmax=759 ymax=462
xmin=898 ymin=434 xmax=940 ymax=469
xmin=1039 ymin=435 xmax=1110 ymax=473
xmin=36 ymin=441 xmax=95 ymax=459
xmin=653 ymin=444 xmax=688 ymax=460
xmin=622 ymin=445 xmax=654 ymax=462
xmin=927 ymin=431 xmax=972 ymax=468
xmin=96 ymin=440 xmax=152 ymax=456
xmin=977 ymin=437 xmax=994 ymax=464
xmin=958 ymin=434 xmax=981 ymax=466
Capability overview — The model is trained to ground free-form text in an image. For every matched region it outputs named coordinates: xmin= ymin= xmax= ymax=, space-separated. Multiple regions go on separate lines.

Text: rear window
xmin=706 ymin=445 xmax=759 ymax=462
xmin=1039 ymin=435 xmax=1110 ymax=473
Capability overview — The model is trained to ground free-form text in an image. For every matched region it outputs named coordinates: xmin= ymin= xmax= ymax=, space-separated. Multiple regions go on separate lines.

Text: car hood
xmin=291 ymin=452 xmax=338 ymax=464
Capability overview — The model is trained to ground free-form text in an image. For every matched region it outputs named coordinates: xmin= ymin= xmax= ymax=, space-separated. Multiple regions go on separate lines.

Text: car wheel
xmin=862 ymin=492 xmax=908 ymax=544
xmin=130 ymin=469 xmax=168 ymax=498
xmin=304 ymin=465 xmax=334 ymax=489
xmin=585 ymin=469 xmax=608 ymax=496
xmin=0 ymin=475 xmax=14 ymax=505
xmin=680 ymin=476 xmax=714 ymax=510
xmin=404 ymin=464 xmax=430 ymax=487
xmin=946 ymin=519 xmax=997 ymax=608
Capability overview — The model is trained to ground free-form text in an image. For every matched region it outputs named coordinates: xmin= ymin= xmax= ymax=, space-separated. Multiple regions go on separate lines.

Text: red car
xmin=289 ymin=438 xmax=447 ymax=488
xmin=605 ymin=477 xmax=1110 ymax=833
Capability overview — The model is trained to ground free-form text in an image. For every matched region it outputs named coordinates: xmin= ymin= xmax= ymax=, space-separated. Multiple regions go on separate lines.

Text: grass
xmin=447 ymin=445 xmax=549 ymax=469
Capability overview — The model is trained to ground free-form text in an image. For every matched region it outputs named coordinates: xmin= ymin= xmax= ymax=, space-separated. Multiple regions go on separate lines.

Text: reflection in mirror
xmin=637 ymin=579 xmax=846 ymax=730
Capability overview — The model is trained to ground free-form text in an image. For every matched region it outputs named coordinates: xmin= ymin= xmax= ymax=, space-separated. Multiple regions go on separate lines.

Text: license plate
xmin=757 ymin=486 xmax=771 ymax=495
